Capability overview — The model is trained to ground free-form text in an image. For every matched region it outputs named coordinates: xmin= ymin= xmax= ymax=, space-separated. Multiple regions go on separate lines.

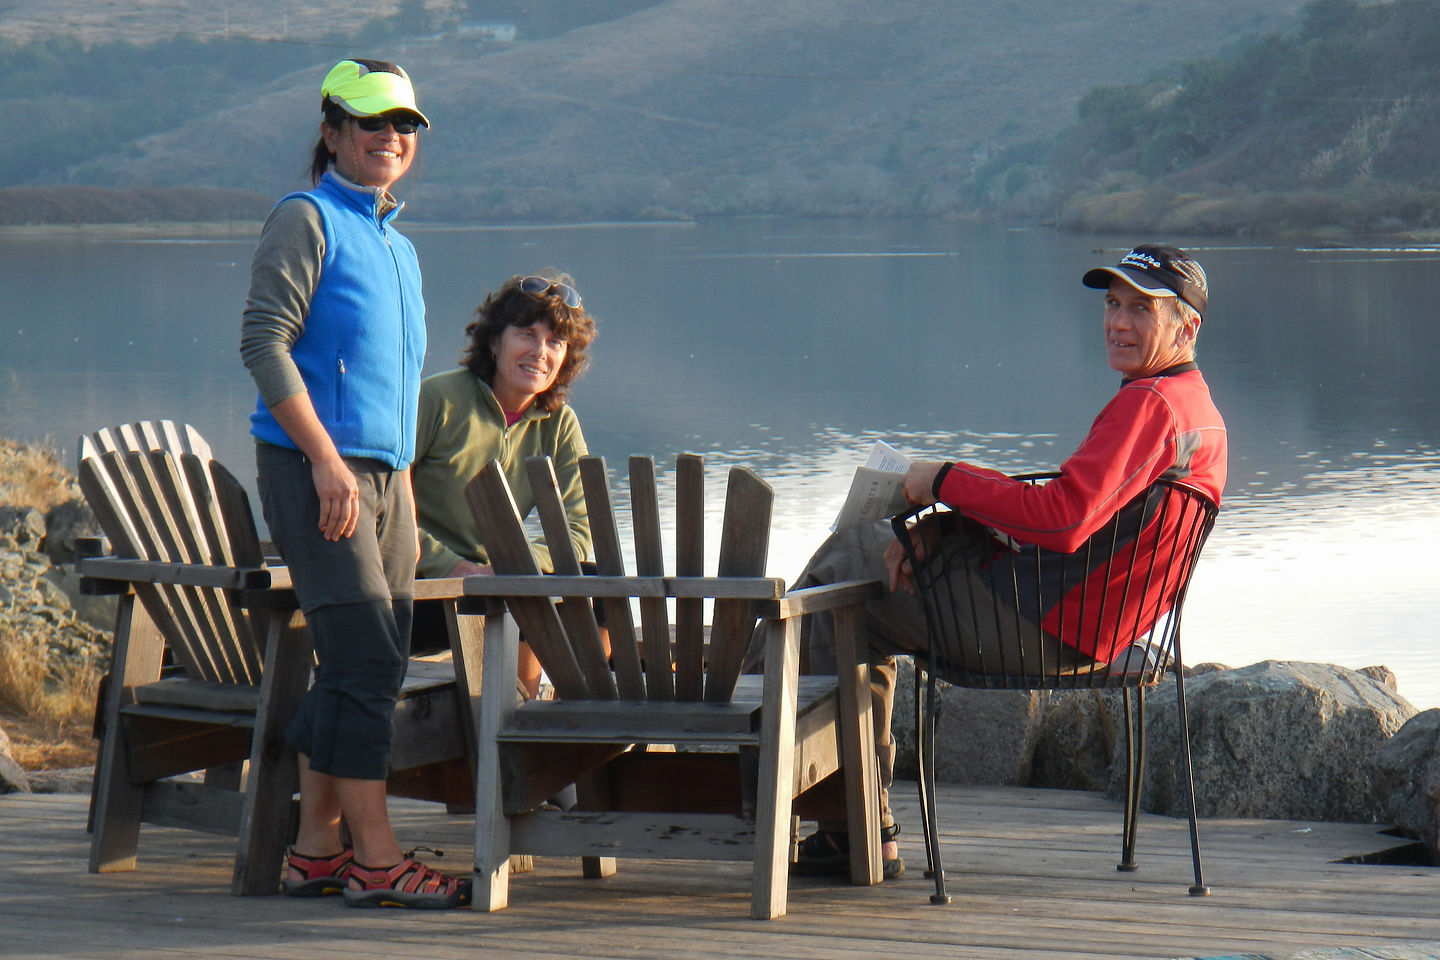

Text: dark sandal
xmin=343 ymin=857 xmax=472 ymax=909
xmin=282 ymin=848 xmax=354 ymax=897
xmin=793 ymin=824 xmax=904 ymax=879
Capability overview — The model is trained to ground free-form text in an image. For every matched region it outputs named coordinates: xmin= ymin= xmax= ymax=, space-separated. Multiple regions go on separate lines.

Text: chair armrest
xmin=461 ymin=574 xmax=785 ymax=601
xmin=77 ymin=555 xmax=271 ymax=592
xmin=762 ymin=579 xmax=883 ymax=619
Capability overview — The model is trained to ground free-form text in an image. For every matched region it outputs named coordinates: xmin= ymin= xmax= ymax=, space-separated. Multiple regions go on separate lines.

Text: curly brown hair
xmin=461 ymin=271 xmax=597 ymax=413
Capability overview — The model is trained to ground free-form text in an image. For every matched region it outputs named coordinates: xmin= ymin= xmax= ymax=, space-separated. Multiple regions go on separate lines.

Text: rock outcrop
xmin=1375 ymin=709 xmax=1440 ymax=862
xmin=892 ymin=657 xmax=1415 ymax=824
xmin=0 ymin=437 xmax=111 ymax=791
xmin=0 ymin=724 xmax=30 ymax=794
xmin=1135 ymin=660 xmax=1415 ymax=822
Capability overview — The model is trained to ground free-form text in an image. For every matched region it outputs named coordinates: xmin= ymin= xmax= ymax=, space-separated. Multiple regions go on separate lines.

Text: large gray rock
xmin=0 ymin=724 xmax=32 ymax=794
xmin=0 ymin=506 xmax=46 ymax=548
xmin=1375 ymin=709 xmax=1440 ymax=861
xmin=1030 ymin=688 xmax=1128 ymax=792
xmin=892 ymin=656 xmax=1045 ymax=786
xmin=41 ymin=499 xmax=100 ymax=565
xmin=1132 ymin=660 xmax=1415 ymax=822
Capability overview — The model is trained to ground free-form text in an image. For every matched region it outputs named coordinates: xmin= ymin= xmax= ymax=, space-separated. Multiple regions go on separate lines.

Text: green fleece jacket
xmin=412 ymin=367 xmax=590 ymax=577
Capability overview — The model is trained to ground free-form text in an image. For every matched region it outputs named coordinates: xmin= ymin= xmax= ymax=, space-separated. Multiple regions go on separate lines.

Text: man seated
xmin=790 ymin=245 xmax=1228 ymax=879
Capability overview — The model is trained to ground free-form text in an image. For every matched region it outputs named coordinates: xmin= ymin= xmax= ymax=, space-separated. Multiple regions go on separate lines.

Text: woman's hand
xmin=447 ymin=559 xmax=493 ymax=577
xmin=266 ymin=393 xmax=359 ymax=542
xmin=310 ymin=455 xmax=359 ymax=541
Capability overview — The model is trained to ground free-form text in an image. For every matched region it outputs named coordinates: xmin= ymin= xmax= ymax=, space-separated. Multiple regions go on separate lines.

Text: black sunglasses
xmin=520 ymin=275 xmax=582 ymax=309
xmin=353 ymin=115 xmax=422 ymax=135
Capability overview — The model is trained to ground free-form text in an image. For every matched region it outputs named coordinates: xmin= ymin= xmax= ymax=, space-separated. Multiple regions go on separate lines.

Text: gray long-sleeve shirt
xmin=239 ymin=175 xmax=399 ymax=407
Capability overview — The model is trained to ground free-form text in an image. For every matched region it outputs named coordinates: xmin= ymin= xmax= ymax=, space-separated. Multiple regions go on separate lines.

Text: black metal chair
xmin=892 ymin=474 xmax=1219 ymax=904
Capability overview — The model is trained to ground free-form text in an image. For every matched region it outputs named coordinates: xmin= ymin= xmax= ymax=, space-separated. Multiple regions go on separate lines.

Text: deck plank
xmin=3 ymin=785 xmax=1439 ymax=960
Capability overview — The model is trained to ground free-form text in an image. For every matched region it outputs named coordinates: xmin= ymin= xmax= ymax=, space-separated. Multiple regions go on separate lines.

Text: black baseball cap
xmin=1083 ymin=244 xmax=1208 ymax=319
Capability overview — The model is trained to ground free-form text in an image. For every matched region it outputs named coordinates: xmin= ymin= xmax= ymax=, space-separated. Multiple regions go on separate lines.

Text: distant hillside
xmin=5 ymin=0 xmax=1317 ymax=227
xmin=1014 ymin=0 xmax=1440 ymax=236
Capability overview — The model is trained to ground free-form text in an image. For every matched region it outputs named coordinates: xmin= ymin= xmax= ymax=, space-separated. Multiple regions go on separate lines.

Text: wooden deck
xmin=4 ymin=783 xmax=1440 ymax=960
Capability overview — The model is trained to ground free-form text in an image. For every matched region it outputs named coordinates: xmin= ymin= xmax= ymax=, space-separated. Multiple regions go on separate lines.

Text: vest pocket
xmin=334 ymin=350 xmax=347 ymax=421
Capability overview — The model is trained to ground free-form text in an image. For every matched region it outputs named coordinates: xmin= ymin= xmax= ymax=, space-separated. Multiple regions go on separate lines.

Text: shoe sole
xmin=282 ymin=879 xmax=348 ymax=897
xmin=343 ymin=889 xmax=469 ymax=909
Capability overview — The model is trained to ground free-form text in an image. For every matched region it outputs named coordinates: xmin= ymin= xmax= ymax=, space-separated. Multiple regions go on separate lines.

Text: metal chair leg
xmin=920 ymin=666 xmax=950 ymax=905
xmin=1173 ymin=665 xmax=1210 ymax=896
xmin=914 ymin=657 xmax=935 ymax=880
xmin=1117 ymin=688 xmax=1143 ymax=872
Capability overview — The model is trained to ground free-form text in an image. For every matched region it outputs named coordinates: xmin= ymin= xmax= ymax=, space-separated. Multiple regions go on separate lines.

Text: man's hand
xmin=903 ymin=460 xmax=948 ymax=506
xmin=883 ymin=517 xmax=947 ymax=595
xmin=884 ymin=527 xmax=933 ymax=595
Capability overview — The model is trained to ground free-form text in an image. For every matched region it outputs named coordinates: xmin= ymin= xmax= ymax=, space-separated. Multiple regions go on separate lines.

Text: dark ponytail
xmin=308 ymin=102 xmax=351 ymax=186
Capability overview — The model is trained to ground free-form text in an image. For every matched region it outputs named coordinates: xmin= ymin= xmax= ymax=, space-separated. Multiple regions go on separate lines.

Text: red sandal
xmin=343 ymin=857 xmax=472 ymax=909
xmin=282 ymin=848 xmax=354 ymax=897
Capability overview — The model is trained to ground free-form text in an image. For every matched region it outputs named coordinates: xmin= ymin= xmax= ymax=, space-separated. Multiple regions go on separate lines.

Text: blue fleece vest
xmin=249 ymin=173 xmax=426 ymax=470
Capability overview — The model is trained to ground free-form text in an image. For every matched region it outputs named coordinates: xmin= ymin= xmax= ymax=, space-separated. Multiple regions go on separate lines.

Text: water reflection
xmin=1 ymin=221 xmax=1437 ymax=706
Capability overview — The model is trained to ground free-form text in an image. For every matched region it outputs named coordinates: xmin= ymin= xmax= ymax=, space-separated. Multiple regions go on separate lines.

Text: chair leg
xmin=1173 ymin=666 xmax=1210 ymax=896
xmin=231 ymin=609 xmax=311 ymax=896
xmin=473 ymin=610 xmax=521 ymax=911
xmin=1117 ymin=688 xmax=1141 ymax=873
xmin=752 ymin=616 xmax=801 ymax=920
xmin=832 ymin=606 xmax=880 ymax=886
xmin=89 ymin=594 xmax=164 ymax=874
xmin=913 ymin=658 xmax=934 ymax=878
xmin=576 ymin=770 xmax=617 ymax=879
xmin=919 ymin=663 xmax=950 ymax=905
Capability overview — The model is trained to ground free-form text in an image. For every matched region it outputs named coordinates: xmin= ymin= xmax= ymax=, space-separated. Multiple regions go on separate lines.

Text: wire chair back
xmin=891 ymin=474 xmax=1219 ymax=904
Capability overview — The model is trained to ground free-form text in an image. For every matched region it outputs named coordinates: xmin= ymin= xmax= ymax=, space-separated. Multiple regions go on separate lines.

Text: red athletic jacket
xmin=935 ymin=363 xmax=1227 ymax=661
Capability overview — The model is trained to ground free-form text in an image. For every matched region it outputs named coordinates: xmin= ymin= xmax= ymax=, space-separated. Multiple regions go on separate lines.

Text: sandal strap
xmin=286 ymin=848 xmax=353 ymax=880
xmin=350 ymin=858 xmax=460 ymax=896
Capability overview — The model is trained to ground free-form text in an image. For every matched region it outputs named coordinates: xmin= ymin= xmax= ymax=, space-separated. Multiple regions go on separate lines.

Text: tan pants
xmin=794 ymin=518 xmax=1078 ymax=832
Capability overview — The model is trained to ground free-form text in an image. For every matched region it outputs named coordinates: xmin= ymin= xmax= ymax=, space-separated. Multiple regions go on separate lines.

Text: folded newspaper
xmin=831 ymin=440 xmax=913 ymax=530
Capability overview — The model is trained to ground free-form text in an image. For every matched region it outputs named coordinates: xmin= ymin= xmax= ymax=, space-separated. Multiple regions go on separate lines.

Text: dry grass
xmin=0 ymin=624 xmax=100 ymax=769
xmin=0 ymin=436 xmax=75 ymax=514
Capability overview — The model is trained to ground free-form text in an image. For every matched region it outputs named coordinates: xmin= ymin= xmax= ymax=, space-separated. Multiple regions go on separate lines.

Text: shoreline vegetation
xmin=3 ymin=185 xmax=1439 ymax=245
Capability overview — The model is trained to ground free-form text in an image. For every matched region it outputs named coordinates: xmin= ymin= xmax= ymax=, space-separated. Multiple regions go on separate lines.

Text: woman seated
xmin=411 ymin=269 xmax=598 ymax=697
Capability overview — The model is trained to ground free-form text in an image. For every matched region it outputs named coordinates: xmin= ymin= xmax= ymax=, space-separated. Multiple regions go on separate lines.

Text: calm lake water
xmin=3 ymin=219 xmax=1438 ymax=705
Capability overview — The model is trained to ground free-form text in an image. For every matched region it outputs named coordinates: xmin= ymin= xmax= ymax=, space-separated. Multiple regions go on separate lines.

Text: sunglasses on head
xmin=519 ymin=275 xmax=582 ymax=309
xmin=353 ymin=115 xmax=422 ymax=135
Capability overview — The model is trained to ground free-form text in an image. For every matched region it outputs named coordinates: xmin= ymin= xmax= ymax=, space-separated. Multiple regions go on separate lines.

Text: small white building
xmin=458 ymin=21 xmax=517 ymax=43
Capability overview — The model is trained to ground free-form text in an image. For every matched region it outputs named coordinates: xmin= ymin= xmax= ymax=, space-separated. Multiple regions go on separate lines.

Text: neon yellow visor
xmin=321 ymin=60 xmax=430 ymax=127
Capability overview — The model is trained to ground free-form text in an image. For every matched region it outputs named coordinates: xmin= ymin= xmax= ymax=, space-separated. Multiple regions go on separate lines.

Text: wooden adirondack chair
xmin=76 ymin=421 xmax=480 ymax=895
xmin=463 ymin=454 xmax=883 ymax=919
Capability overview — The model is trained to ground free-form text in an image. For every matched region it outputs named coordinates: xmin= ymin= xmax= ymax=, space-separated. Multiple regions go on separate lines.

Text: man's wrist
xmin=932 ymin=462 xmax=954 ymax=501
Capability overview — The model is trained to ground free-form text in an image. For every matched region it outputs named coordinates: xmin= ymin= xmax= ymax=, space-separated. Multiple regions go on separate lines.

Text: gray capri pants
xmin=256 ymin=442 xmax=416 ymax=781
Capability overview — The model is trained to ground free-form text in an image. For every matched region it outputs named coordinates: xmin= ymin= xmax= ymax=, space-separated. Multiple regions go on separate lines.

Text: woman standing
xmin=240 ymin=58 xmax=469 ymax=909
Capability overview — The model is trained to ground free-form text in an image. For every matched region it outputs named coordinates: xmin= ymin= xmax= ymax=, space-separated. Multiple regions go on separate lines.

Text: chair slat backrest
xmin=896 ymin=477 xmax=1218 ymax=691
xmin=77 ymin=420 xmax=264 ymax=686
xmin=526 ymin=457 xmax=616 ymax=700
xmin=627 ymin=456 xmax=674 ymax=700
xmin=466 ymin=454 xmax=778 ymax=705
xmin=672 ymin=455 xmax=706 ymax=700
xmin=579 ymin=458 xmax=646 ymax=699
xmin=703 ymin=466 xmax=773 ymax=702
xmin=466 ymin=459 xmax=591 ymax=699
